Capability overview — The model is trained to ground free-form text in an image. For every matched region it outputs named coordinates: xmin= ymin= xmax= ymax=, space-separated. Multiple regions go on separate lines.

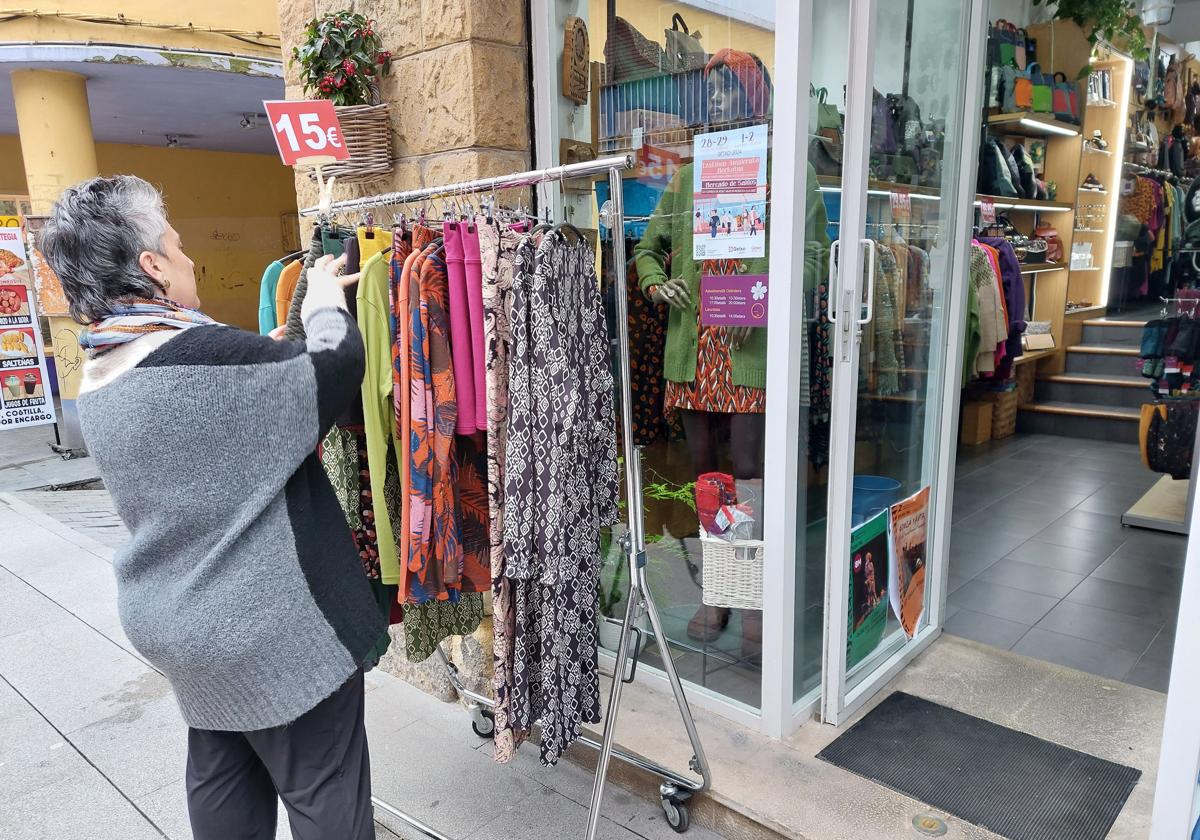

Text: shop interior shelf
xmin=1066 ymin=304 xmax=1107 ymax=315
xmin=986 ymin=112 xmax=1082 ymax=137
xmin=1078 ymin=188 xmax=1109 ymax=195
xmin=1083 ymin=145 xmax=1113 ymax=156
xmin=816 ymin=175 xmax=942 ymax=200
xmin=1014 ymin=347 xmax=1057 ymax=365
xmin=975 ymin=193 xmax=1074 ymax=212
xmin=1073 ymin=228 xmax=1105 ymax=233
xmin=1087 ymin=97 xmax=1118 ymax=108
xmin=1071 ymin=266 xmax=1101 ymax=272
xmin=1020 ymin=262 xmax=1066 ymax=275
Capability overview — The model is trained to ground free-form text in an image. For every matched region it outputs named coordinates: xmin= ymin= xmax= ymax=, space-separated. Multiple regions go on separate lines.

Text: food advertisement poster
xmin=0 ymin=223 xmax=56 ymax=429
xmin=847 ymin=510 xmax=890 ymax=669
xmin=889 ymin=486 xmax=930 ymax=639
xmin=693 ymin=123 xmax=768 ymax=260
xmin=23 ymin=216 xmax=69 ymax=317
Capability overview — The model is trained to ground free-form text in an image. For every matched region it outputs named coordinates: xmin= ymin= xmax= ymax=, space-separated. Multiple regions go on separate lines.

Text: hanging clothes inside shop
xmin=962 ymin=238 xmax=1024 ymax=385
xmin=1120 ymin=172 xmax=1186 ymax=299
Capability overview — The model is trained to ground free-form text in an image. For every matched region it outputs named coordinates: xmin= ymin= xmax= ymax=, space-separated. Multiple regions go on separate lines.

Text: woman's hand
xmin=268 ymin=325 xmax=287 ymax=341
xmin=300 ymin=254 xmax=358 ymax=320
xmin=650 ymin=277 xmax=691 ymax=311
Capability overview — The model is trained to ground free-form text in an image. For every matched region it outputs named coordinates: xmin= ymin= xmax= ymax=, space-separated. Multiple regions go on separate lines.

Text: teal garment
xmin=321 ymin=231 xmax=345 ymax=258
xmin=257 ymin=260 xmax=284 ymax=335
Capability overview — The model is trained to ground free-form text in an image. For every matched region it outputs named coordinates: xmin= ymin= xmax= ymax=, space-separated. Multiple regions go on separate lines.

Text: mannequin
xmin=635 ymin=47 xmax=833 ymax=664
xmin=635 ymin=49 xmax=772 ymax=662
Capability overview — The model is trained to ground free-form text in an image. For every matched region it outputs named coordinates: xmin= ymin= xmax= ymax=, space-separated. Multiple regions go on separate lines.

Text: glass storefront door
xmin=816 ymin=0 xmax=984 ymax=725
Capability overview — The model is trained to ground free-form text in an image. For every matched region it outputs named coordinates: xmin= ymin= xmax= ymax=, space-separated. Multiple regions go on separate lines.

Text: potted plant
xmin=1032 ymin=0 xmax=1149 ymax=68
xmin=291 ymin=11 xmax=394 ymax=182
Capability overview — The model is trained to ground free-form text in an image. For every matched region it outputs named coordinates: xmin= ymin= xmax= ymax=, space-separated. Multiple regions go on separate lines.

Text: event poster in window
xmin=692 ymin=124 xmax=768 ymax=260
xmin=889 ymin=486 xmax=930 ymax=639
xmin=847 ymin=510 xmax=889 ymax=668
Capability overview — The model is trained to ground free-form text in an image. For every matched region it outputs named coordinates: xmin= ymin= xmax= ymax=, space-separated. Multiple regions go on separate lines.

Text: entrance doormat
xmin=816 ymin=692 xmax=1141 ymax=840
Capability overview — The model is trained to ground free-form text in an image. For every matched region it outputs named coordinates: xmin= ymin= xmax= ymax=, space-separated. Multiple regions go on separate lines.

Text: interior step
xmin=1080 ymin=320 xmax=1144 ymax=347
xmin=1017 ymin=399 xmax=1140 ymax=442
xmin=1035 ymin=373 xmax=1154 ymax=409
xmin=1064 ymin=344 xmax=1141 ymax=377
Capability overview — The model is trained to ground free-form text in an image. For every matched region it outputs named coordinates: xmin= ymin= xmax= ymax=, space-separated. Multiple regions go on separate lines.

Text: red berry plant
xmin=291 ymin=11 xmax=393 ymax=106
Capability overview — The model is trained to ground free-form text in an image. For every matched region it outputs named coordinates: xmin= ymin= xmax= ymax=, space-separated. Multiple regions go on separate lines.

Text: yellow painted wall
xmin=0 ymin=136 xmax=294 ymax=330
xmin=587 ymin=1 xmax=776 ymax=71
xmin=0 ymin=1 xmax=281 ymax=59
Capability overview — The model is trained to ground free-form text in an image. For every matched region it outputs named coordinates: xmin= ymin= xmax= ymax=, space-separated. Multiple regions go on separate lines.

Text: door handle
xmin=858 ymin=238 xmax=877 ymax=325
xmin=826 ymin=238 xmax=842 ymax=324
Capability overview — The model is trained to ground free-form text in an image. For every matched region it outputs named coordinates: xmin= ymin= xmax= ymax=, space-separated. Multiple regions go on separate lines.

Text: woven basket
xmin=978 ymin=389 xmax=1019 ymax=439
xmin=312 ymin=103 xmax=393 ymax=184
xmin=700 ymin=526 xmax=764 ymax=610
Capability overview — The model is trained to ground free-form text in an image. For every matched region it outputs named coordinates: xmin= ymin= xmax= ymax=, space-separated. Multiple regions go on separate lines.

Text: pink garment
xmin=443 ymin=221 xmax=476 ymax=435
xmin=463 ymin=221 xmax=487 ymax=431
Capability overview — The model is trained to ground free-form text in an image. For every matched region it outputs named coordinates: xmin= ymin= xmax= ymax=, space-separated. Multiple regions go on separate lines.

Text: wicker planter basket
xmin=311 ymin=103 xmax=393 ymax=184
xmin=699 ymin=526 xmax=764 ymax=610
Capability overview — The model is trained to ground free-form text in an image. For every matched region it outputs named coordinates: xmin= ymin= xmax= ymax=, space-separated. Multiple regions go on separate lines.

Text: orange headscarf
xmin=704 ymin=48 xmax=771 ymax=118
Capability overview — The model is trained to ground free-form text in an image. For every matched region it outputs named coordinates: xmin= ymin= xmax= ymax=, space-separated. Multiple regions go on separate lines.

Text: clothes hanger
xmin=550 ymin=169 xmax=585 ymax=243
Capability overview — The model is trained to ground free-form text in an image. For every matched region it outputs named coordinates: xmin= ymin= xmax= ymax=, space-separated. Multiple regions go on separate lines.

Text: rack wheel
xmin=661 ymin=797 xmax=690 ymax=833
xmin=471 ymin=709 xmax=494 ymax=739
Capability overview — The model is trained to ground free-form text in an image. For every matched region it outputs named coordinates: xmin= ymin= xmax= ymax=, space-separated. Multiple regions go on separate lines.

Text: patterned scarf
xmin=79 ymin=297 xmax=217 ymax=356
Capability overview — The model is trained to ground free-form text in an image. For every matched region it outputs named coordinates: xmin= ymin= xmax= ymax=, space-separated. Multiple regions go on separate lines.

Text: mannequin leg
xmin=678 ymin=409 xmax=722 ymax=475
xmin=729 ymin=412 xmax=766 ymax=479
xmin=730 ymin=412 xmax=766 ymax=664
xmin=679 ymin=409 xmax=731 ymax=642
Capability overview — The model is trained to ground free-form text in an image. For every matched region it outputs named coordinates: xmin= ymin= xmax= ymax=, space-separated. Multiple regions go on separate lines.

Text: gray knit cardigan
xmin=77 ymin=284 xmax=384 ymax=731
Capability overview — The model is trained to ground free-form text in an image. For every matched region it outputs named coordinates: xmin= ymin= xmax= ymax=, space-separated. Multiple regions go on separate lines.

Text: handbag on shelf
xmin=1014 ymin=65 xmax=1034 ymax=110
xmin=1029 ymin=63 xmax=1053 ymax=113
xmin=663 ymin=13 xmax=706 ymax=74
xmin=606 ymin=17 xmax=666 ymax=82
xmin=1033 ymin=220 xmax=1063 ymax=262
xmin=994 ymin=20 xmax=1019 ymax=67
xmin=1024 ymin=320 xmax=1054 ymax=351
xmin=1052 ymin=73 xmax=1078 ymax=123
xmin=810 ymin=86 xmax=841 ymax=134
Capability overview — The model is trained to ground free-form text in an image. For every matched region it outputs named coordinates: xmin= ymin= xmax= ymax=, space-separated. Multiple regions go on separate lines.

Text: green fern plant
xmin=1032 ymin=0 xmax=1149 ymax=67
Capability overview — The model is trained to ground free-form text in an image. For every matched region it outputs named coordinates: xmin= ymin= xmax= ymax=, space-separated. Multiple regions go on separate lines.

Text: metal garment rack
xmin=300 ymin=155 xmax=711 ymax=839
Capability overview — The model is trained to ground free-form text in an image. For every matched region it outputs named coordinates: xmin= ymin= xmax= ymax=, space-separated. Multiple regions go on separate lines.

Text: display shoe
xmin=686 ymin=604 xmax=731 ymax=643
xmin=740 ymin=609 xmax=763 ymax=667
xmin=1081 ymin=173 xmax=1105 ymax=191
xmin=1088 ymin=129 xmax=1109 ymax=150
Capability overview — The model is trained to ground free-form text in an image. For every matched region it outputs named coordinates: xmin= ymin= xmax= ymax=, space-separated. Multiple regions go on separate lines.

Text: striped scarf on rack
xmin=79 ymin=297 xmax=218 ymax=356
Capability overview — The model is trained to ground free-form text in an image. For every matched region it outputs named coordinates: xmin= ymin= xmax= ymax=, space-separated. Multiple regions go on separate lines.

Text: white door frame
xmin=820 ymin=0 xmax=989 ymax=727
xmin=760 ymin=0 xmax=816 ymax=740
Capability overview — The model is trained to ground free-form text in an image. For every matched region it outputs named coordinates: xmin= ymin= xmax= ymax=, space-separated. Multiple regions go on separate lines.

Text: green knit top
xmin=633 ymin=162 xmax=828 ymax=389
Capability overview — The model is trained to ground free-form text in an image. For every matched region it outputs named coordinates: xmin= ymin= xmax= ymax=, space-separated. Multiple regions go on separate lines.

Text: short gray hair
xmin=39 ymin=175 xmax=170 ymax=324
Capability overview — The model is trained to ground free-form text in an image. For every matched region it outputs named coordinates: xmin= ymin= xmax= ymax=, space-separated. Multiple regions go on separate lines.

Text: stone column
xmin=277 ymin=0 xmax=533 ymax=698
xmin=12 ymin=70 xmax=99 ymax=453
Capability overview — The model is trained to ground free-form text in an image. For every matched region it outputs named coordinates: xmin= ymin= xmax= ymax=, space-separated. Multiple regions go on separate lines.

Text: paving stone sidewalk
xmin=0 ymin=491 xmax=724 ymax=840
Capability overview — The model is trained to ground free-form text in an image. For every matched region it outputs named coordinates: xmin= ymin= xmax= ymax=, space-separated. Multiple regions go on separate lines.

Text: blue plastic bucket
xmin=851 ymin=475 xmax=902 ymax=527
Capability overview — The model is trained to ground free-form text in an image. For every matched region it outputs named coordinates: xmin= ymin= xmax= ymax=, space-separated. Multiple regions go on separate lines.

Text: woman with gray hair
xmin=39 ymin=174 xmax=383 ymax=840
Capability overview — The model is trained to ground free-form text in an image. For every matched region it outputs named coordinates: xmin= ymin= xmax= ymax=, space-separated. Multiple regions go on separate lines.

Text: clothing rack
xmin=303 ymin=155 xmax=711 ymax=840
xmin=1124 ymin=161 xmax=1183 ymax=183
xmin=1123 ymin=298 xmax=1200 ymax=535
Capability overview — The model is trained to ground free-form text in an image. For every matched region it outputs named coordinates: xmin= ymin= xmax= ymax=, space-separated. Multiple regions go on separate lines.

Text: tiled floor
xmin=947 ymin=432 xmax=1186 ymax=692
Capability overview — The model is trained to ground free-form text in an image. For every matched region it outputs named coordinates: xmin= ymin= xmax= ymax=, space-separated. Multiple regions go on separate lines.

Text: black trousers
xmin=186 ymin=669 xmax=373 ymax=840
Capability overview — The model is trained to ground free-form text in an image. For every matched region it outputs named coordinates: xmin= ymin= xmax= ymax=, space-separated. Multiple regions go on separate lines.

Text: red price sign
xmin=263 ymin=100 xmax=350 ymax=166
xmin=979 ymin=197 xmax=996 ymax=225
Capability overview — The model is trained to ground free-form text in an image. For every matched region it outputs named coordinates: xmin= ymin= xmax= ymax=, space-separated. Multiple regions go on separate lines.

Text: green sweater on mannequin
xmin=633 ymin=161 xmax=829 ymax=390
